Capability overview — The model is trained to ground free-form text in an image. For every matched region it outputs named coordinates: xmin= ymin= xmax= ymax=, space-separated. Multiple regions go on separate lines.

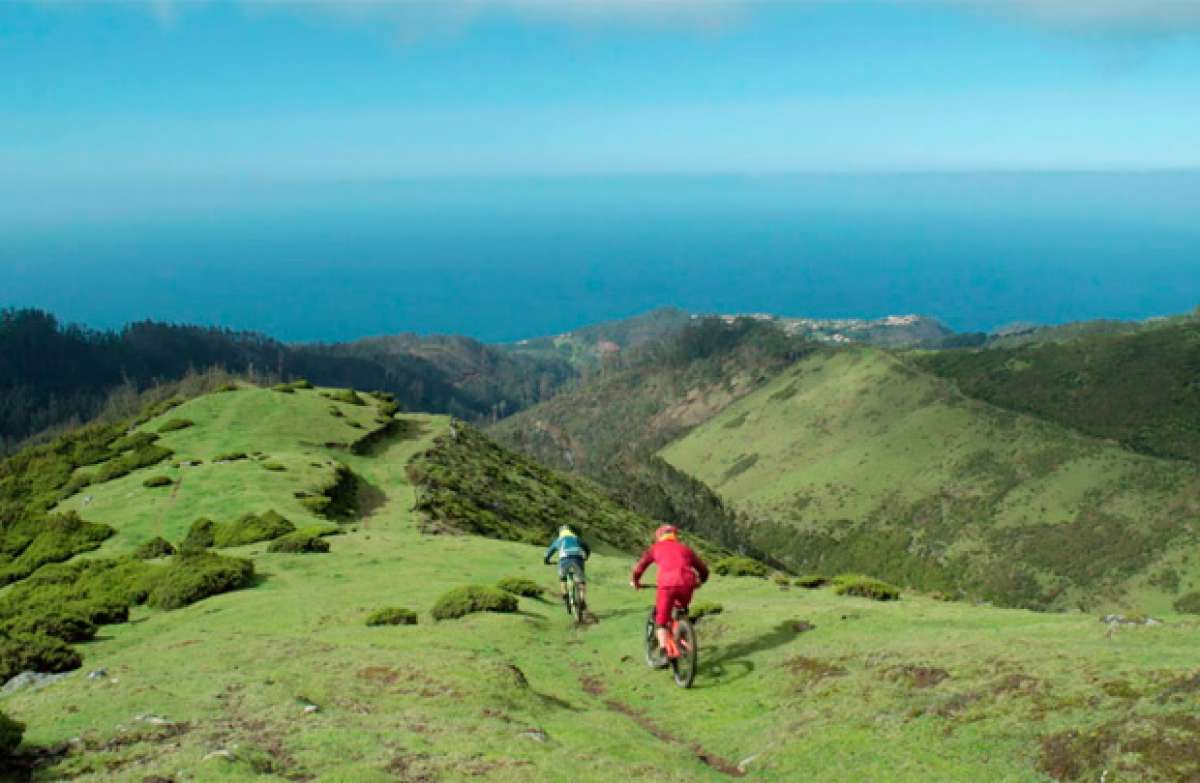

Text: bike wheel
xmin=644 ymin=610 xmax=668 ymax=669
xmin=670 ymin=617 xmax=698 ymax=688
xmin=570 ymin=576 xmax=584 ymax=624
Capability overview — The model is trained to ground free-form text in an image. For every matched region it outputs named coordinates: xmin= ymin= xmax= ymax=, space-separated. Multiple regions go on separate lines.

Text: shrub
xmin=2 ymin=610 xmax=96 ymax=643
xmin=1172 ymin=592 xmax=1200 ymax=614
xmin=157 ymin=418 xmax=194 ymax=433
xmin=365 ymin=607 xmax=418 ymax=626
xmin=213 ymin=452 xmax=248 ymax=462
xmin=431 ymin=585 xmax=518 ymax=620
xmin=272 ymin=383 xmax=295 ymax=394
xmin=300 ymin=496 xmax=331 ymax=514
xmin=0 ymin=633 xmax=82 ymax=682
xmin=690 ymin=601 xmax=723 ymax=621
xmin=182 ymin=518 xmax=216 ymax=550
xmin=262 ymin=461 xmax=286 ymax=472
xmin=111 ymin=431 xmax=159 ymax=452
xmin=211 ymin=510 xmax=294 ymax=548
xmin=142 ymin=475 xmax=173 ymax=488
xmin=291 ymin=379 xmax=314 ymax=390
xmin=794 ymin=574 xmax=829 ymax=589
xmin=267 ymin=529 xmax=330 ymax=554
xmin=833 ymin=574 xmax=901 ymax=601
xmin=328 ymin=407 xmax=345 ymax=418
xmin=145 ymin=551 xmax=255 ymax=611
xmin=216 ymin=384 xmax=238 ymax=392
xmin=323 ymin=388 xmax=366 ymax=406
xmin=773 ymin=573 xmax=791 ymax=587
xmin=0 ymin=710 xmax=23 ymax=757
xmin=714 ymin=556 xmax=769 ymax=578
xmin=496 ymin=577 xmax=544 ymax=598
xmin=133 ymin=536 xmax=176 ymax=560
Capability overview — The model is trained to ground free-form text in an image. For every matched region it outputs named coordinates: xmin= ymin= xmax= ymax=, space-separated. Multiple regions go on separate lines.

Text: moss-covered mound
xmin=133 ymin=536 xmax=176 ymax=560
xmin=267 ymin=528 xmax=330 ymax=554
xmin=690 ymin=601 xmax=723 ymax=621
xmin=1172 ymin=592 xmax=1200 ymax=614
xmin=0 ymin=511 xmax=114 ymax=587
xmin=322 ymin=388 xmax=366 ymax=406
xmin=156 ymin=418 xmax=194 ymax=433
xmin=496 ymin=577 xmax=544 ymax=598
xmin=0 ymin=633 xmax=82 ymax=684
xmin=431 ymin=585 xmax=518 ymax=621
xmin=212 ymin=451 xmax=248 ymax=463
xmin=714 ymin=556 xmax=769 ymax=578
xmin=795 ymin=574 xmax=829 ymax=589
xmin=2 ymin=609 xmax=96 ymax=643
xmin=142 ymin=475 xmax=173 ymax=488
xmin=146 ymin=551 xmax=255 ymax=611
xmin=833 ymin=574 xmax=900 ymax=601
xmin=365 ymin=607 xmax=418 ymax=626
xmin=184 ymin=511 xmax=295 ymax=549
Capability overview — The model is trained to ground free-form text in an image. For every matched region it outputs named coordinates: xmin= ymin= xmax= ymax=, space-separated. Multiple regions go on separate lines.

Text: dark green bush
xmin=2 ymin=610 xmax=96 ymax=643
xmin=157 ymin=418 xmax=194 ymax=433
xmin=182 ymin=518 xmax=216 ymax=550
xmin=272 ymin=383 xmax=296 ymax=394
xmin=300 ymin=496 xmax=331 ymax=514
xmin=211 ymin=510 xmax=295 ymax=548
xmin=328 ymin=407 xmax=345 ymax=418
xmin=773 ymin=573 xmax=791 ymax=587
xmin=262 ymin=461 xmax=286 ymax=472
xmin=1172 ymin=592 xmax=1200 ymax=614
xmin=714 ymin=556 xmax=769 ymax=578
xmin=690 ymin=601 xmax=723 ymax=621
xmin=111 ymin=431 xmax=159 ymax=452
xmin=496 ymin=577 xmax=544 ymax=598
xmin=216 ymin=384 xmax=238 ymax=393
xmin=0 ymin=633 xmax=82 ymax=682
xmin=267 ymin=529 xmax=330 ymax=554
xmin=431 ymin=585 xmax=518 ymax=620
xmin=212 ymin=452 xmax=248 ymax=462
xmin=833 ymin=574 xmax=901 ymax=601
xmin=0 ymin=512 xmax=114 ymax=587
xmin=794 ymin=574 xmax=829 ymax=589
xmin=365 ymin=607 xmax=417 ymax=626
xmin=0 ymin=710 xmax=23 ymax=757
xmin=291 ymin=379 xmax=314 ymax=390
xmin=133 ymin=536 xmax=176 ymax=560
xmin=322 ymin=389 xmax=366 ymax=406
xmin=142 ymin=475 xmax=173 ymax=488
xmin=145 ymin=551 xmax=255 ymax=611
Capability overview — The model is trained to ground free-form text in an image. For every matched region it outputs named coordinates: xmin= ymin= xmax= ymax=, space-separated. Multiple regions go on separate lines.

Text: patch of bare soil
xmin=602 ymin=699 xmax=745 ymax=778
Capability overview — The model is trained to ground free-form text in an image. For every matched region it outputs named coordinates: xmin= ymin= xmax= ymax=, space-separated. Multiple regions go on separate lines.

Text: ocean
xmin=3 ymin=173 xmax=1198 ymax=343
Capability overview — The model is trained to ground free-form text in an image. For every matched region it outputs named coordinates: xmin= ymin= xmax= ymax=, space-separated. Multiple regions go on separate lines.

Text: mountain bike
xmin=641 ymin=585 xmax=698 ymax=688
xmin=549 ymin=558 xmax=586 ymax=624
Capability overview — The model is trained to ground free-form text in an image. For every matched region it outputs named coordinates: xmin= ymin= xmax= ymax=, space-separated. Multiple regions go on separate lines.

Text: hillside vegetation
xmin=661 ymin=348 xmax=1200 ymax=612
xmin=5 ymin=385 xmax=1200 ymax=781
xmin=916 ymin=318 xmax=1200 ymax=462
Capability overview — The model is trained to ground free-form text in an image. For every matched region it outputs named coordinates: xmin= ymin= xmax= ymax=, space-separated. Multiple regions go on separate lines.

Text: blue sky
xmin=3 ymin=0 xmax=1200 ymax=202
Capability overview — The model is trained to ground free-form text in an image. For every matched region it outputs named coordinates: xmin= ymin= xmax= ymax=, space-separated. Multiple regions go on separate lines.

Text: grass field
xmin=660 ymin=349 xmax=1200 ymax=612
xmin=5 ymin=385 xmax=1200 ymax=781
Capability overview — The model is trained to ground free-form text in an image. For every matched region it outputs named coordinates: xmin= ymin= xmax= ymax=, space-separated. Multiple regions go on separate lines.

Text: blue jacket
xmin=544 ymin=533 xmax=590 ymax=563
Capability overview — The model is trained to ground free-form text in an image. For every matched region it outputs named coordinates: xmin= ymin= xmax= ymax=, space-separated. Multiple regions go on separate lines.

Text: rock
xmin=87 ymin=668 xmax=108 ymax=681
xmin=2 ymin=670 xmax=71 ymax=695
xmin=203 ymin=750 xmax=235 ymax=762
xmin=135 ymin=714 xmax=179 ymax=727
xmin=519 ymin=729 xmax=548 ymax=743
xmin=302 ymin=704 xmax=319 ymax=715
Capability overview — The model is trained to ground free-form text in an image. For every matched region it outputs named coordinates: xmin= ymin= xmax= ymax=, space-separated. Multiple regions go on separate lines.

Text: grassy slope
xmin=52 ymin=387 xmax=384 ymax=555
xmin=916 ymin=318 xmax=1200 ymax=462
xmin=660 ymin=349 xmax=1200 ymax=613
xmin=4 ymin=391 xmax=1200 ymax=781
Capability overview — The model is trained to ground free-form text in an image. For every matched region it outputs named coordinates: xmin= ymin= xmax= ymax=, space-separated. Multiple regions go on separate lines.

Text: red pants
xmin=654 ymin=584 xmax=694 ymax=626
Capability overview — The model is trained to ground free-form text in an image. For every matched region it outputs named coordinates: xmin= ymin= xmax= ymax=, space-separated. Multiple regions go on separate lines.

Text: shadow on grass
xmin=695 ymin=619 xmax=810 ymax=689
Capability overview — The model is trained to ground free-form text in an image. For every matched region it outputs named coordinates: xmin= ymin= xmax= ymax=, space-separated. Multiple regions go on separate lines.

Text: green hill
xmin=4 ymin=382 xmax=1200 ymax=780
xmin=916 ymin=318 xmax=1200 ymax=462
xmin=660 ymin=348 xmax=1200 ymax=612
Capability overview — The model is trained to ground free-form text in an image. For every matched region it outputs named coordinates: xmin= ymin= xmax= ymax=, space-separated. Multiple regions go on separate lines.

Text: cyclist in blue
xmin=543 ymin=525 xmax=591 ymax=613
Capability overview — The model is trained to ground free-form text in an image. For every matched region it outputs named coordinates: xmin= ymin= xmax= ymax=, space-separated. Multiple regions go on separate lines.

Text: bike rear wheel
xmin=644 ymin=610 xmax=668 ymax=669
xmin=566 ymin=571 xmax=584 ymax=624
xmin=670 ymin=615 xmax=698 ymax=688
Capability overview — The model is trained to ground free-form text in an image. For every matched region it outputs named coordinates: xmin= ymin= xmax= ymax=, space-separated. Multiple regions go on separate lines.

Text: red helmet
xmin=654 ymin=524 xmax=679 ymax=540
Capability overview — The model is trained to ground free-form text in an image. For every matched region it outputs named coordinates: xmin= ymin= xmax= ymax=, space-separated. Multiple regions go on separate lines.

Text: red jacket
xmin=632 ymin=538 xmax=709 ymax=589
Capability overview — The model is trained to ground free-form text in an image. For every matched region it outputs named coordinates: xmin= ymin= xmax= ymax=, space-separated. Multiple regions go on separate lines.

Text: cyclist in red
xmin=631 ymin=524 xmax=709 ymax=656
